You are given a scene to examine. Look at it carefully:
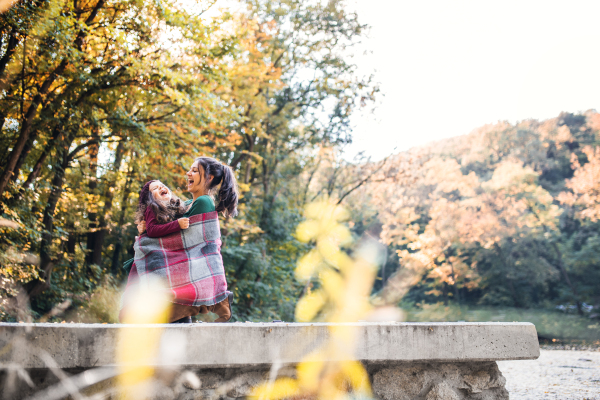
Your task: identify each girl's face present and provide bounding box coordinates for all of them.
[186,162,204,194]
[149,181,172,202]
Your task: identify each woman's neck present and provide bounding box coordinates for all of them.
[191,189,207,201]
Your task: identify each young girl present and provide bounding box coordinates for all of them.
[135,180,190,238]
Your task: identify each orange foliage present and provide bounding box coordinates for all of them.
[559,146,600,221]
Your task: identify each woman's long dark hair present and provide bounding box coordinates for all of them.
[134,180,188,224]
[195,157,239,217]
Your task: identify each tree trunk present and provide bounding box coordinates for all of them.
[259,158,270,231]
[22,81,102,192]
[549,242,583,315]
[506,277,521,308]
[0,0,106,198]
[450,261,460,303]
[0,110,6,168]
[442,283,448,305]
[110,161,135,275]
[85,136,100,266]
[243,136,255,184]
[67,229,77,254]
[91,140,126,268]
[494,243,521,307]
[0,59,69,196]
[11,135,35,183]
[25,136,73,297]
[22,126,62,188]
[0,28,19,79]
[302,156,322,206]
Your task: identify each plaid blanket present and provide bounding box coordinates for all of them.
[122,211,228,308]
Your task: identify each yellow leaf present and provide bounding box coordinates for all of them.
[295,290,326,322]
[329,224,351,245]
[317,238,340,263]
[295,250,322,281]
[250,378,300,400]
[296,220,319,242]
[320,269,344,302]
[340,360,371,394]
[297,358,324,392]
[117,280,171,398]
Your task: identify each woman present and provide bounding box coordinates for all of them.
[121,156,239,323]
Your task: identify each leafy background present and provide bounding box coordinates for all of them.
[0,0,598,343]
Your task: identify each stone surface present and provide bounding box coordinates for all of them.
[426,382,460,400]
[371,366,431,399]
[0,322,539,369]
[224,371,264,398]
[0,322,539,399]
[1,362,515,400]
[499,349,600,399]
[370,361,508,400]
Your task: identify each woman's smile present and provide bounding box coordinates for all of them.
[186,162,202,194]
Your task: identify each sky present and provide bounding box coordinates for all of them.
[342,0,600,160]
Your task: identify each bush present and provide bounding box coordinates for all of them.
[66,277,122,323]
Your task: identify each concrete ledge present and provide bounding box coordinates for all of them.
[0,322,539,399]
[0,322,539,369]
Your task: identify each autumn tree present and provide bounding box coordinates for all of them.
[0,0,379,322]
[0,0,239,314]
[367,111,600,312]
[213,0,378,321]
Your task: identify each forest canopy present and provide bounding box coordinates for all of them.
[0,0,377,322]
[0,0,599,327]
[366,111,600,316]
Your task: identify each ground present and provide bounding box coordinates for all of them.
[499,350,600,399]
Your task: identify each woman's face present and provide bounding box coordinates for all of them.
[186,161,204,194]
[149,181,171,202]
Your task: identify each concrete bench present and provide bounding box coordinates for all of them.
[0,322,539,399]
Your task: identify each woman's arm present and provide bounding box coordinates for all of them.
[145,207,184,238]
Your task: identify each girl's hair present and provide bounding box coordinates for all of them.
[194,156,239,217]
[134,180,188,224]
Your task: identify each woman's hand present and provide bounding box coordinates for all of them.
[178,218,190,229]
[137,221,146,234]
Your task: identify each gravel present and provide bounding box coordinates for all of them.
[498,350,600,399]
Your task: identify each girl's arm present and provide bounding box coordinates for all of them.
[144,207,183,238]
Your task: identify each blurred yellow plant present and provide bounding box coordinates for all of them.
[116,279,171,399]
[252,200,378,400]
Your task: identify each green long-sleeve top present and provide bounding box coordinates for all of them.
[122,195,216,272]
[182,195,215,217]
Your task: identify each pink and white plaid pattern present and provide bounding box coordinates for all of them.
[123,211,228,307]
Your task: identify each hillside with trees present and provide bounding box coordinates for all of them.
[360,111,600,318]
